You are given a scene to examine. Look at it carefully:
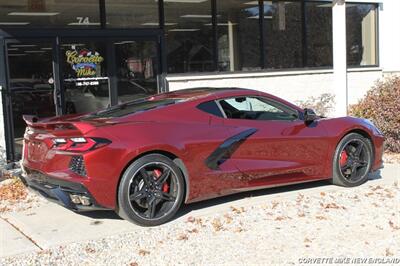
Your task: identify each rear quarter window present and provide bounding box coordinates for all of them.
[197,101,224,117]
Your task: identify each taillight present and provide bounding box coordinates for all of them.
[52,137,111,152]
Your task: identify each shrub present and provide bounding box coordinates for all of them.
[349,75,400,153]
[296,93,336,117]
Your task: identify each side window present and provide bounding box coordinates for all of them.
[219,96,298,121]
[197,101,224,117]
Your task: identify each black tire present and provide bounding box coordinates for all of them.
[332,133,373,187]
[117,154,185,226]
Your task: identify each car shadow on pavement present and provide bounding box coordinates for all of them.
[79,171,382,222]
[175,179,332,219]
[175,170,382,219]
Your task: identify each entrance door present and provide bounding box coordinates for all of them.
[5,39,58,158]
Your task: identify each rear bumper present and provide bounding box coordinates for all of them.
[20,167,110,212]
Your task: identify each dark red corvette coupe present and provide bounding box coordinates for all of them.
[21,88,384,226]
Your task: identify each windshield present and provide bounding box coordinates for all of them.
[83,97,184,119]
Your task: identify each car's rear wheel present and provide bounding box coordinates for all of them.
[332,133,373,187]
[117,154,185,226]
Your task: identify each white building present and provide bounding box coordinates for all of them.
[0,0,399,161]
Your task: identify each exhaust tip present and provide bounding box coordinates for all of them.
[80,196,91,206]
[69,194,92,206]
[70,194,81,204]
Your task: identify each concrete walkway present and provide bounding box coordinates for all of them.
[1,164,399,258]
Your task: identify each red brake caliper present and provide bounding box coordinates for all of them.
[340,150,348,167]
[153,169,169,193]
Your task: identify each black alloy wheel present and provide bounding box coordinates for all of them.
[117,154,185,226]
[332,133,373,187]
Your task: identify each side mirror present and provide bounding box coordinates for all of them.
[303,108,319,124]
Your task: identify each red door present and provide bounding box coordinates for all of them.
[215,95,331,190]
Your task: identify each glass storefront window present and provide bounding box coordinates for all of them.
[164,0,214,73]
[305,2,333,67]
[114,40,158,103]
[61,41,110,114]
[217,0,261,71]
[105,0,159,28]
[263,1,302,69]
[0,0,100,28]
[346,3,378,67]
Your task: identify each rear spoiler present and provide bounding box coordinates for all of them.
[23,115,97,134]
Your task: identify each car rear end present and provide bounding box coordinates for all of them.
[20,95,198,212]
[20,115,116,211]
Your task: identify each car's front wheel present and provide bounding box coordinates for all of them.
[117,154,185,226]
[332,133,373,187]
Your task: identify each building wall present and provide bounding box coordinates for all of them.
[347,69,383,105]
[168,70,335,106]
[167,69,384,117]
[378,0,400,73]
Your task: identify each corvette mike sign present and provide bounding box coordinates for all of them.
[66,49,104,78]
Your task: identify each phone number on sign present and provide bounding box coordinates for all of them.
[76,81,100,87]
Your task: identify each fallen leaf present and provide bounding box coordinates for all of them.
[233,227,244,233]
[138,249,150,256]
[194,218,204,227]
[324,203,342,209]
[187,228,199,234]
[212,218,224,232]
[271,201,279,209]
[274,216,287,221]
[85,246,96,254]
[385,248,394,257]
[389,220,400,230]
[224,214,233,224]
[296,194,304,203]
[371,185,383,191]
[186,216,195,223]
[230,206,245,214]
[177,234,189,241]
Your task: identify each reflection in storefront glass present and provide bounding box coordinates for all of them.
[61,41,110,114]
[115,41,158,103]
[7,41,56,158]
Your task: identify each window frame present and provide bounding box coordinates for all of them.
[215,95,301,122]
[346,2,380,68]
